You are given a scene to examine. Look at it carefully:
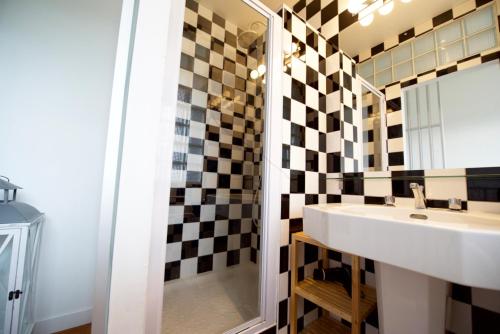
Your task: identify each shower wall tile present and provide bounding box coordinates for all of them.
[166,0,265,282]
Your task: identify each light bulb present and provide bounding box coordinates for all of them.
[378,1,394,15]
[250,70,259,80]
[348,0,364,14]
[257,64,266,75]
[291,43,298,52]
[359,13,374,26]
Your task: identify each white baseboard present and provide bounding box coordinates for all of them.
[33,308,92,334]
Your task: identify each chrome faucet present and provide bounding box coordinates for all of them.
[410,183,426,209]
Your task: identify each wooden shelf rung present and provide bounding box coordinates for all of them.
[300,316,350,334]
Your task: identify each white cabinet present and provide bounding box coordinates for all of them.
[0,179,43,334]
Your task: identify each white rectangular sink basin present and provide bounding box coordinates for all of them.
[303,204,500,290]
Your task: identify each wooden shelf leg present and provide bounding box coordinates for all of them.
[352,255,361,334]
[290,235,298,334]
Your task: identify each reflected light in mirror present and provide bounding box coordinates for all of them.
[360,13,374,26]
[379,1,394,15]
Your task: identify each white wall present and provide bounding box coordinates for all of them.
[0,0,122,332]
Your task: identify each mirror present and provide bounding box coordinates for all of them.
[337,0,500,172]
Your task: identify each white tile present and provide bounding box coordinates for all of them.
[278,271,289,300]
[165,242,181,262]
[318,112,326,133]
[217,158,231,174]
[305,128,318,151]
[280,219,289,246]
[179,69,193,87]
[189,121,205,140]
[290,99,306,126]
[321,16,339,40]
[317,36,326,57]
[289,194,305,219]
[468,201,500,214]
[341,195,364,204]
[198,238,214,256]
[327,90,341,112]
[195,30,211,49]
[180,258,198,278]
[204,141,219,158]
[364,171,392,197]
[326,131,341,153]
[228,234,240,250]
[424,168,467,200]
[211,24,225,41]
[386,110,402,126]
[214,220,228,237]
[168,206,184,225]
[182,223,199,241]
[200,205,215,222]
[319,152,327,173]
[281,169,291,194]
[472,287,500,313]
[290,146,306,170]
[305,85,319,110]
[283,73,292,97]
[326,54,340,76]
[305,172,319,194]
[446,298,472,334]
[306,46,319,71]
[186,153,203,172]
[191,89,207,108]
[202,172,217,188]
[291,14,306,42]
[209,52,223,69]
[185,188,202,205]
[193,58,209,77]
[388,137,404,152]
[291,56,307,83]
[181,37,195,56]
[213,252,227,272]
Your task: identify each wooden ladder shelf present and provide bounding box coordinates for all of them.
[290,232,377,334]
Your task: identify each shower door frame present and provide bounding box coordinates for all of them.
[157,1,283,333]
[99,0,282,332]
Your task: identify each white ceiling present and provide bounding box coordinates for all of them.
[340,0,465,57]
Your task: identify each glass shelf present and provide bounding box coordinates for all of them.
[326,174,500,181]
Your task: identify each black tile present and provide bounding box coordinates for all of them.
[180,53,194,71]
[371,42,385,57]
[319,93,326,113]
[306,0,321,19]
[305,194,319,205]
[280,245,289,273]
[290,170,306,193]
[472,305,500,334]
[344,105,353,124]
[451,283,472,304]
[167,224,183,243]
[215,204,229,220]
[212,12,225,28]
[195,44,210,62]
[197,255,213,274]
[258,326,277,334]
[327,194,341,203]
[344,141,353,159]
[304,243,318,264]
[328,249,342,261]
[281,194,290,219]
[219,143,232,158]
[306,150,319,172]
[284,9,293,33]
[209,65,223,82]
[342,173,364,195]
[191,105,206,123]
[306,107,318,130]
[426,199,468,210]
[319,133,326,153]
[185,0,198,11]
[169,188,185,205]
[199,221,214,239]
[291,123,306,147]
[319,173,327,194]
[188,137,204,155]
[227,249,240,266]
[306,66,318,89]
[388,152,404,166]
[365,258,375,273]
[343,72,352,91]
[177,85,192,103]
[399,28,415,43]
[197,15,212,34]
[278,299,288,329]
[283,96,291,120]
[437,65,457,77]
[183,23,196,42]
[181,240,198,259]
[213,236,228,253]
[466,167,500,202]
[231,161,243,174]
[217,174,231,188]
[164,261,181,281]
[228,219,241,235]
[327,152,341,173]
[204,157,218,172]
[392,170,424,198]
[327,112,340,132]
[223,58,236,73]
[364,196,385,205]
[321,0,338,25]
[306,27,318,50]
[291,78,306,104]
[433,9,453,27]
[225,31,237,48]
[183,205,200,223]
[387,124,403,139]
[293,0,306,13]
[240,233,251,248]
[339,9,357,32]
[202,189,216,205]
[282,144,290,169]
[210,37,224,55]
[289,218,303,240]
[326,72,340,94]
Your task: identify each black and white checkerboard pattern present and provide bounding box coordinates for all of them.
[166,0,264,282]
[279,7,377,333]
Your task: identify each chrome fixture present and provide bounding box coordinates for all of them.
[384,195,395,206]
[448,198,462,211]
[409,183,426,209]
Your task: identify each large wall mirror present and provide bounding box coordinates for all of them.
[337,0,500,172]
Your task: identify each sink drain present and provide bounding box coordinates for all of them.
[410,213,428,220]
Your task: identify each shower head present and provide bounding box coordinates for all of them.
[237,21,266,49]
[238,30,259,49]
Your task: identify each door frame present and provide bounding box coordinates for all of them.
[97,0,282,333]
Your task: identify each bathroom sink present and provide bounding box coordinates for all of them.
[303,203,500,290]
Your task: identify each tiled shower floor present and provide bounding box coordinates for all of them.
[162,262,260,334]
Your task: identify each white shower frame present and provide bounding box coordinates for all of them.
[96,0,283,333]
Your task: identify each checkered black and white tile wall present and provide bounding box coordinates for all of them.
[166,0,265,282]
[278,7,377,333]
